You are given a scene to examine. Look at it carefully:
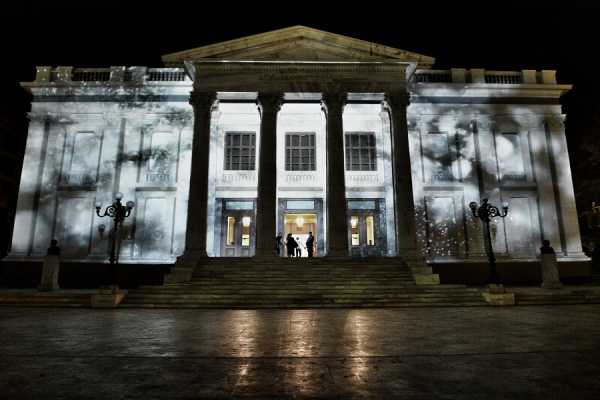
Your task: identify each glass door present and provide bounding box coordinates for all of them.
[349,213,377,256]
[221,213,254,257]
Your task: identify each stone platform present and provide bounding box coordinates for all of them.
[1,306,599,399]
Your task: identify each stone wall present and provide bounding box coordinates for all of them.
[8,66,587,265]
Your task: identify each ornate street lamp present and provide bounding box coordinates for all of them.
[469,198,509,284]
[95,192,134,289]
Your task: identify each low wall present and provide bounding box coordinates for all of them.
[1,258,592,288]
[0,261,171,289]
[431,260,592,285]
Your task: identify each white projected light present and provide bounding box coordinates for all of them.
[242,216,251,227]
[296,217,304,228]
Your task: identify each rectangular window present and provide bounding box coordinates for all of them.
[224,132,256,170]
[348,200,377,210]
[286,200,315,210]
[285,133,316,171]
[423,131,453,182]
[498,132,526,181]
[366,215,375,246]
[225,201,254,210]
[226,217,236,245]
[351,216,360,246]
[345,132,377,171]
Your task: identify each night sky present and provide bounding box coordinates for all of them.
[1,1,600,240]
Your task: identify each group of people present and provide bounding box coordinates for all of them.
[275,232,315,258]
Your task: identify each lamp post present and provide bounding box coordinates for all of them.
[95,192,134,289]
[469,198,509,284]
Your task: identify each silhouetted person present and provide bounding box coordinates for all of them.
[295,237,302,257]
[275,233,283,256]
[306,232,315,258]
[286,233,298,257]
[47,239,61,255]
[540,240,554,255]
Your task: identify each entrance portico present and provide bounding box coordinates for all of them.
[170,60,424,279]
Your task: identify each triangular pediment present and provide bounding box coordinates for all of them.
[162,25,434,67]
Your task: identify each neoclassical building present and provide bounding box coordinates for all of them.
[6,26,589,282]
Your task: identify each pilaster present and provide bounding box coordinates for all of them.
[546,115,587,260]
[9,112,50,257]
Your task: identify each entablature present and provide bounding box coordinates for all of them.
[187,60,414,93]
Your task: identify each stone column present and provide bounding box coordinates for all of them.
[385,92,439,284]
[255,93,283,257]
[166,91,216,284]
[322,93,349,257]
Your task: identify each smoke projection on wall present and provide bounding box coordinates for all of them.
[8,85,585,263]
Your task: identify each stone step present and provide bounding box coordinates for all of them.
[136,285,476,293]
[514,292,600,305]
[197,264,410,268]
[123,296,485,304]
[194,268,411,272]
[198,257,408,263]
[517,299,600,305]
[121,302,488,308]
[134,289,479,295]
[189,278,415,282]
[0,292,91,307]
[192,272,414,277]
[196,263,410,271]
[125,292,484,300]
[188,281,416,286]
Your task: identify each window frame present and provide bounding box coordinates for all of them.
[285,132,316,171]
[224,131,256,171]
[345,132,377,171]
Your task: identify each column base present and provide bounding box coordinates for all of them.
[327,249,350,258]
[91,287,127,308]
[401,253,440,285]
[163,252,205,284]
[482,284,515,306]
[254,249,279,258]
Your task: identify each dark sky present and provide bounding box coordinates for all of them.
[1,0,600,230]
[1,1,599,122]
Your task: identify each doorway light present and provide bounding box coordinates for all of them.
[242,216,251,227]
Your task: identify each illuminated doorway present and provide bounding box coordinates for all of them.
[220,199,256,257]
[278,198,325,257]
[283,213,318,257]
[347,199,386,256]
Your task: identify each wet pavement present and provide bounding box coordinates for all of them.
[0,306,599,399]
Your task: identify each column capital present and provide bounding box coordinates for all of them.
[383,92,411,110]
[189,91,217,111]
[321,92,347,116]
[256,92,283,115]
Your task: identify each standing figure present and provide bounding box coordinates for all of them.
[540,240,563,289]
[275,232,283,256]
[295,237,302,257]
[286,233,298,258]
[39,239,61,291]
[306,232,315,258]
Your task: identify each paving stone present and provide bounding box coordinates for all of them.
[0,306,599,398]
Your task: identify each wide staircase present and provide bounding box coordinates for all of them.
[123,257,487,308]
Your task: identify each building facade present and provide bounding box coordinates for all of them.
[7,26,588,278]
